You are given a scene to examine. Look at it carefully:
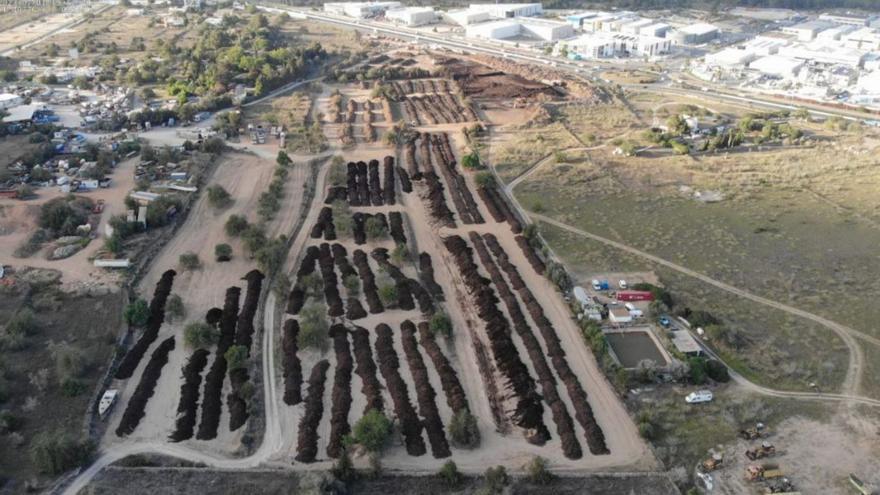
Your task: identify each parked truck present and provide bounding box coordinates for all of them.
[617,290,655,302]
[591,279,610,291]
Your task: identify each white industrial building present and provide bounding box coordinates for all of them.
[749,55,805,78]
[568,32,671,59]
[778,43,865,68]
[445,8,490,26]
[640,22,670,38]
[856,69,880,93]
[0,93,23,110]
[620,18,653,35]
[669,23,720,45]
[781,20,834,41]
[601,14,640,33]
[323,1,401,18]
[843,27,880,50]
[466,17,573,42]
[385,6,436,26]
[819,12,870,27]
[816,24,858,41]
[468,3,542,19]
[705,47,759,69]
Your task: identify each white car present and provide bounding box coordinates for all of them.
[685,390,713,404]
[619,279,628,289]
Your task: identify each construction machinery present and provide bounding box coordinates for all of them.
[746,442,777,460]
[700,453,723,472]
[739,422,767,440]
[746,464,784,482]
[764,477,796,494]
[849,474,870,495]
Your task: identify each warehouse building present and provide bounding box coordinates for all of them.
[778,43,865,68]
[819,12,870,27]
[0,93,23,110]
[568,32,671,59]
[468,2,542,19]
[843,27,880,50]
[669,23,720,45]
[816,24,858,41]
[620,18,654,35]
[385,6,436,26]
[323,1,401,18]
[781,20,834,41]
[749,54,805,78]
[640,22,671,38]
[466,17,573,42]
[705,47,759,69]
[445,8,490,26]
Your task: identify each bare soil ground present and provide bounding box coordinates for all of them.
[82,465,680,495]
[0,12,81,53]
[101,151,309,455]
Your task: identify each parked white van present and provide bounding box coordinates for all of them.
[685,390,714,404]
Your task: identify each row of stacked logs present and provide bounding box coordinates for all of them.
[441,235,548,444]
[115,337,175,437]
[374,323,426,456]
[483,233,609,455]
[116,270,176,379]
[400,320,451,458]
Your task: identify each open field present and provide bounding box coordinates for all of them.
[0,272,124,490]
[507,99,880,396]
[0,12,83,53]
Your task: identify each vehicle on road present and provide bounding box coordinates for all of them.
[659,316,671,327]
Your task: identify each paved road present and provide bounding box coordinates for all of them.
[524,212,870,397]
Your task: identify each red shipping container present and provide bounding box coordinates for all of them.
[617,290,654,302]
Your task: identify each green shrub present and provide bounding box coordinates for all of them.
[448,409,480,449]
[429,313,452,339]
[225,214,249,237]
[124,299,150,327]
[224,345,248,370]
[30,431,95,475]
[179,252,201,271]
[215,243,233,262]
[481,466,509,494]
[206,185,232,208]
[352,409,392,452]
[525,456,553,485]
[438,460,463,488]
[166,294,185,321]
[297,304,329,350]
[183,322,218,349]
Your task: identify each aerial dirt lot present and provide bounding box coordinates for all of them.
[102,151,310,455]
[272,74,652,476]
[0,12,83,53]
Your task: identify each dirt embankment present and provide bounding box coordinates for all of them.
[435,56,560,101]
[442,55,608,103]
[84,465,680,495]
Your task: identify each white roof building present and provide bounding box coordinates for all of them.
[778,42,865,68]
[819,12,869,27]
[640,22,670,38]
[445,8,490,26]
[857,69,880,93]
[323,1,401,18]
[0,93,23,110]
[468,3,542,18]
[705,47,759,68]
[620,18,653,35]
[385,6,436,26]
[749,54,804,78]
[608,307,632,324]
[816,24,858,41]
[466,17,573,42]
[782,20,834,41]
[843,27,880,50]
[670,23,720,44]
[568,32,671,59]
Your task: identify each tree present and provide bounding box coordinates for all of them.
[276,150,292,167]
[688,356,707,385]
[183,322,218,349]
[461,152,481,170]
[124,299,150,327]
[166,294,185,321]
[438,460,463,488]
[207,185,232,208]
[475,171,495,189]
[16,184,35,199]
[365,216,387,239]
[179,252,201,271]
[343,274,360,296]
[215,243,233,262]
[225,214,249,236]
[225,345,248,370]
[667,114,689,136]
[298,304,329,350]
[525,456,553,485]
[448,410,480,449]
[352,409,392,452]
[30,431,95,475]
[391,243,408,264]
[429,313,452,339]
[481,466,509,494]
[377,282,397,307]
[705,359,730,383]
[255,236,287,274]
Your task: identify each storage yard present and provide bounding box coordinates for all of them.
[2,2,880,494]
